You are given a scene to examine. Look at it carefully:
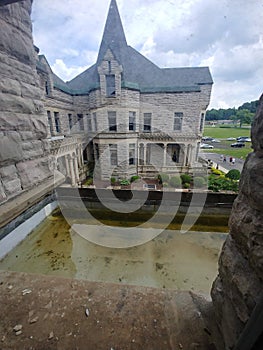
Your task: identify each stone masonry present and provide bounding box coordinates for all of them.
[0,0,52,203]
[211,94,263,349]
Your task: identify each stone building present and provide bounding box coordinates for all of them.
[36,0,213,182]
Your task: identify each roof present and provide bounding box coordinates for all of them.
[50,0,213,95]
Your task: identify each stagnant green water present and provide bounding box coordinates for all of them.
[0,209,228,294]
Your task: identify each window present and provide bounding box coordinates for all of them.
[54,112,61,133]
[47,111,54,136]
[93,112,97,132]
[108,111,117,131]
[129,144,136,165]
[95,143,99,160]
[68,114,73,130]
[106,75,116,97]
[108,60,111,73]
[78,114,84,131]
[200,113,205,132]
[143,113,151,132]
[87,114,92,131]
[174,112,183,131]
[109,144,118,166]
[45,81,50,95]
[129,112,136,131]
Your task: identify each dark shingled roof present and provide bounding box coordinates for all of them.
[60,0,213,95]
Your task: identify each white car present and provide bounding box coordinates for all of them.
[200,143,214,149]
[211,138,221,143]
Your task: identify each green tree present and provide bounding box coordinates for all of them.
[236,109,254,127]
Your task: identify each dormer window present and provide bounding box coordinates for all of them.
[106,75,116,97]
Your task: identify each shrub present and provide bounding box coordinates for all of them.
[157,173,169,184]
[194,176,206,188]
[226,169,241,180]
[120,179,130,186]
[208,176,238,192]
[180,173,192,184]
[84,177,93,186]
[211,167,225,176]
[110,177,116,184]
[130,175,140,183]
[169,176,181,188]
[183,182,191,189]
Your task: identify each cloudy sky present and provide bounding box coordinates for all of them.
[31,0,263,109]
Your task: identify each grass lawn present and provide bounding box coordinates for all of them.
[203,146,252,159]
[204,126,251,139]
[202,126,252,158]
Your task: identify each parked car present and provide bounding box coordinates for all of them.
[231,142,245,148]
[236,136,251,142]
[202,136,213,141]
[226,137,236,141]
[211,138,221,143]
[200,143,214,149]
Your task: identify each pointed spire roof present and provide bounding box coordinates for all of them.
[97,0,127,63]
[65,0,213,94]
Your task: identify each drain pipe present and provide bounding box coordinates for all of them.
[233,294,263,350]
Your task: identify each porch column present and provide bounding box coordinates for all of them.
[163,144,167,167]
[74,154,80,184]
[183,144,188,166]
[77,144,83,167]
[144,143,147,165]
[68,155,76,186]
[65,155,70,177]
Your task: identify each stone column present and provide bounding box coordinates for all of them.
[78,144,84,167]
[183,145,188,166]
[64,155,70,178]
[144,144,147,165]
[163,144,167,167]
[68,155,76,186]
[73,155,80,184]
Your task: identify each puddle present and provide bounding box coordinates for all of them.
[0,210,227,294]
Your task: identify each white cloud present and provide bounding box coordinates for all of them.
[32,0,263,108]
[51,59,89,82]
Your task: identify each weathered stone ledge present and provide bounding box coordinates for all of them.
[0,172,64,229]
[0,270,224,350]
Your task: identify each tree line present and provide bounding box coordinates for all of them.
[206,100,259,127]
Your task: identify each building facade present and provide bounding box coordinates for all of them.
[37,0,213,183]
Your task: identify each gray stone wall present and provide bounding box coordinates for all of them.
[211,94,263,349]
[0,0,52,203]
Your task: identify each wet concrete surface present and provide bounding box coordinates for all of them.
[0,270,224,350]
[0,212,227,294]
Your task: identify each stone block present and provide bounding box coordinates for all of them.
[21,140,44,159]
[211,277,244,350]
[30,116,48,139]
[219,237,262,317]
[20,82,42,99]
[0,164,17,179]
[0,77,21,96]
[0,179,7,203]
[0,92,35,114]
[20,131,34,141]
[0,135,23,164]
[16,158,51,189]
[3,178,22,195]
[239,152,263,212]
[0,17,35,66]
